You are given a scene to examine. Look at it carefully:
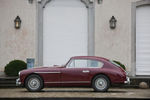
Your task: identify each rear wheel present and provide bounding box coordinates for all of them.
[25,74,43,92]
[92,75,110,92]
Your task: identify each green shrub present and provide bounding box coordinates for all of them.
[4,60,27,76]
[113,60,126,70]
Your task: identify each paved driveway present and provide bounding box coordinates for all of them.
[0,88,150,99]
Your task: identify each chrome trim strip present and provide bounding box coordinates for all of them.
[124,77,130,84]
[34,72,61,74]
[82,70,90,73]
[45,81,90,84]
[16,78,21,86]
[18,72,20,77]
[66,67,103,69]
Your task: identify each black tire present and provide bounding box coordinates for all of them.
[25,74,43,92]
[92,75,110,92]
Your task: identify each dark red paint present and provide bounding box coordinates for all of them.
[19,56,127,87]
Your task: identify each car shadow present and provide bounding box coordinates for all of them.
[21,90,127,93]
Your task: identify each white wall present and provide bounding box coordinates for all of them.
[0,0,142,77]
[0,0,37,71]
[95,0,139,75]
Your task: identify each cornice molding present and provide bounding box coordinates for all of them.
[38,0,94,8]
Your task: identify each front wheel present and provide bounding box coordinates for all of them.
[25,74,43,92]
[92,75,110,92]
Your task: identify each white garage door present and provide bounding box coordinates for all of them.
[43,0,88,66]
[136,5,150,75]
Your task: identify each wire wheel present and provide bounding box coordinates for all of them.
[28,77,40,90]
[95,78,107,90]
[25,74,43,92]
[92,75,110,92]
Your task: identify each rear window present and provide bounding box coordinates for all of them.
[109,60,126,71]
[109,60,121,67]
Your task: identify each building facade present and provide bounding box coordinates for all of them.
[0,0,150,77]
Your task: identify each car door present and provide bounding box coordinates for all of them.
[60,59,91,86]
[41,67,61,87]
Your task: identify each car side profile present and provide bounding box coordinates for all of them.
[16,56,130,92]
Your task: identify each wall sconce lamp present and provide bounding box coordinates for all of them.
[14,16,21,29]
[89,0,94,3]
[109,16,117,29]
[28,0,33,4]
[98,0,103,4]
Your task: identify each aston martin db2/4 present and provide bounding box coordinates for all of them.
[16,56,130,92]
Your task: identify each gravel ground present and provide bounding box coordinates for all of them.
[0,88,150,99]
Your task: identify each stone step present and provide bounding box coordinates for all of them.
[0,80,16,84]
[0,84,17,87]
[0,77,18,87]
[130,77,150,85]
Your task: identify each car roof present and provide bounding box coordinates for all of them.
[71,56,109,61]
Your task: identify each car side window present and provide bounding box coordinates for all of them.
[67,59,104,68]
[74,59,87,68]
[88,60,104,68]
[67,59,87,68]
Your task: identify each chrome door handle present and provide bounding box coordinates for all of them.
[82,70,90,73]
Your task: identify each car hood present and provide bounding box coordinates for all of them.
[20,66,64,74]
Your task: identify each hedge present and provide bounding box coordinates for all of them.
[4,60,27,76]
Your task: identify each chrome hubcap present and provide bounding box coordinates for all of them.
[28,78,40,90]
[95,78,107,90]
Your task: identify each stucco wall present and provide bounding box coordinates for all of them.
[0,0,143,77]
[95,0,139,76]
[0,0,37,71]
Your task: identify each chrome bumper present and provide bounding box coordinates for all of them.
[124,77,130,84]
[16,78,21,86]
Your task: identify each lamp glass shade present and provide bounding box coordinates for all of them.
[109,16,117,29]
[14,16,21,29]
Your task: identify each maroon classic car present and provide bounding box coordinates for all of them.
[16,56,130,92]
